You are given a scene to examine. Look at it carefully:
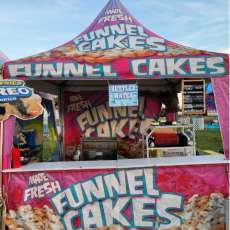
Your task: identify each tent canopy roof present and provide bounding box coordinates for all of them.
[3,0,229,81]
[26,78,182,95]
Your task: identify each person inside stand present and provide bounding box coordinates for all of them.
[11,139,21,168]
[162,91,179,125]
[150,91,189,147]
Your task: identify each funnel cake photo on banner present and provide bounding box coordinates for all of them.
[5,205,64,230]
[5,192,226,230]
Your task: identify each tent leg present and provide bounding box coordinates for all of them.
[59,86,65,161]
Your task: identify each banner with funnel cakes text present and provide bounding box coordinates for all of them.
[3,164,228,229]
[3,0,229,80]
[63,90,167,158]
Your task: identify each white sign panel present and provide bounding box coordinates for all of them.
[109,84,138,107]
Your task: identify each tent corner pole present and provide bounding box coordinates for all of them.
[59,85,65,161]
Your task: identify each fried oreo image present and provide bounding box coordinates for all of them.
[0,94,43,121]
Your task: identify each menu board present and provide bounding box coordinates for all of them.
[182,80,205,115]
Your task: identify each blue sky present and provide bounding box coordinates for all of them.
[0,0,229,60]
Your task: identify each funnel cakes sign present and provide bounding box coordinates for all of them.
[0,80,43,121]
[5,56,227,80]
[73,24,166,52]
[4,166,228,229]
[50,168,183,229]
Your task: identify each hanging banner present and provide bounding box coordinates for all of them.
[4,55,228,80]
[3,164,228,229]
[64,91,165,158]
[109,84,138,107]
[0,80,43,121]
[16,97,60,162]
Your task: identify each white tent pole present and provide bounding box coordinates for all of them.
[59,85,65,161]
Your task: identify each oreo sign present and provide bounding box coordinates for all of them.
[0,80,43,121]
[0,80,32,102]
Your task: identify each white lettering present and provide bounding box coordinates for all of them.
[207,56,225,74]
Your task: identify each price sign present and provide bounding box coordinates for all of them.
[109,84,138,107]
[182,80,205,115]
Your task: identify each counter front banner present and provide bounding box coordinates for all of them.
[3,164,228,229]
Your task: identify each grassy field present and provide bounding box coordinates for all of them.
[196,129,223,154]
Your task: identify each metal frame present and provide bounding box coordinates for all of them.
[145,125,196,158]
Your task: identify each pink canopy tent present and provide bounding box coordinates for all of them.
[1,0,229,163]
[1,2,229,229]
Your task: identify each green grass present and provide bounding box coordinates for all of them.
[196,129,223,154]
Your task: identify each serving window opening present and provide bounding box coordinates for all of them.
[10,79,223,167]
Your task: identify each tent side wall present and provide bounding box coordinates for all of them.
[212,76,229,158]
